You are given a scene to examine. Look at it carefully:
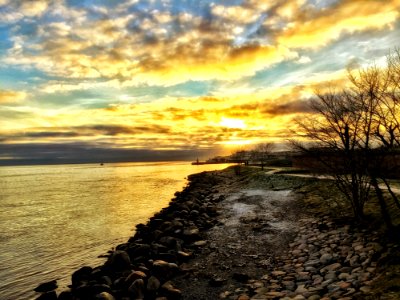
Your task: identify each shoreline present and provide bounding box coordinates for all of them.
[34,167,398,300]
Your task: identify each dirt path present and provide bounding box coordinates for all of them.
[173,169,307,299]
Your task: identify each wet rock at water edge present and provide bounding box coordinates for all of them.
[34,280,58,293]
[71,266,93,287]
[35,291,57,300]
[105,250,132,272]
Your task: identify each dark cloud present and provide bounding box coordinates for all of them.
[262,99,315,115]
[0,142,218,166]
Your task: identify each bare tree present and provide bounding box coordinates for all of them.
[251,143,274,170]
[293,51,400,227]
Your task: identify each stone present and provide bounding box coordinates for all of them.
[292,249,302,256]
[295,284,308,293]
[34,280,58,293]
[71,266,93,287]
[359,286,372,293]
[320,253,333,264]
[95,292,115,300]
[338,273,351,280]
[307,295,320,300]
[237,294,250,300]
[325,262,341,272]
[106,251,131,271]
[339,282,352,290]
[324,271,337,281]
[161,281,182,299]
[265,291,285,298]
[271,270,286,276]
[125,270,147,286]
[147,276,161,291]
[128,279,145,299]
[304,259,320,267]
[193,240,207,247]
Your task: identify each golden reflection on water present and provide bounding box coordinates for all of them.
[0,162,232,300]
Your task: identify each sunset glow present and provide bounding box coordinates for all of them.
[1,0,400,163]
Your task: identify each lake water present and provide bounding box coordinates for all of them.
[0,162,231,300]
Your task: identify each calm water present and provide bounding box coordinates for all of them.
[0,162,231,300]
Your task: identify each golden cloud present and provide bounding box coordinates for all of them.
[0,89,27,104]
[277,0,400,49]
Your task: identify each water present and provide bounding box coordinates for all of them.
[0,161,231,300]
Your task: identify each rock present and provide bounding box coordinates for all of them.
[304,259,320,267]
[292,295,306,300]
[147,276,161,291]
[359,286,372,293]
[95,292,116,300]
[325,262,341,272]
[128,279,145,299]
[295,284,308,293]
[307,296,320,300]
[125,270,147,286]
[34,280,58,293]
[152,260,179,280]
[58,291,73,300]
[292,249,302,256]
[265,291,285,298]
[237,294,250,300]
[271,270,286,276]
[106,250,131,271]
[193,240,207,247]
[35,291,57,300]
[161,281,182,299]
[338,273,351,280]
[71,266,93,287]
[319,253,333,264]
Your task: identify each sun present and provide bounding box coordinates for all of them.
[219,117,247,129]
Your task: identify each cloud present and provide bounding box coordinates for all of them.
[262,99,315,115]
[3,0,399,89]
[276,0,400,49]
[0,89,27,104]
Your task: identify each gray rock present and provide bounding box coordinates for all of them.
[319,253,333,265]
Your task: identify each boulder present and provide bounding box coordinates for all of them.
[34,280,58,293]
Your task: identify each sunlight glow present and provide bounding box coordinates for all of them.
[219,117,247,129]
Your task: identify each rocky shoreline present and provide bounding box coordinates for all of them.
[34,167,399,300]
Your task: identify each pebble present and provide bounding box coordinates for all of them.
[227,216,385,300]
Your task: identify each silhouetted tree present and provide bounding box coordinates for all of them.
[293,50,400,227]
[250,143,274,170]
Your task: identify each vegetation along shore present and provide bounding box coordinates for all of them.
[33,165,400,300]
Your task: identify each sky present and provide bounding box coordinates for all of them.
[0,0,400,164]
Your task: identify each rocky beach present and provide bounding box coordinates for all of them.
[34,166,400,300]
